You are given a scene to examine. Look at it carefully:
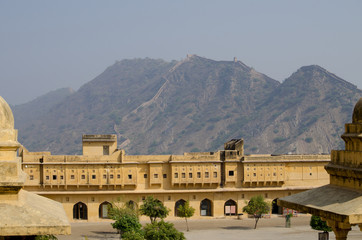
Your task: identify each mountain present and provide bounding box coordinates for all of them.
[117,55,279,154]
[12,87,74,130]
[12,56,361,155]
[240,65,360,154]
[15,58,176,153]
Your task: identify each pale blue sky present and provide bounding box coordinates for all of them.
[1,0,361,105]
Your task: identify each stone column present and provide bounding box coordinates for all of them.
[332,227,350,240]
[326,219,351,240]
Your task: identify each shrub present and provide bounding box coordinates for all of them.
[111,213,142,235]
[108,200,141,237]
[122,229,145,240]
[176,200,195,231]
[140,196,170,223]
[243,195,270,229]
[35,236,57,240]
[143,221,185,240]
[310,215,332,232]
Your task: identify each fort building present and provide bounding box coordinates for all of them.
[279,98,362,240]
[20,135,330,222]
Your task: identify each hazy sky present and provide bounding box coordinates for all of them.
[1,0,361,105]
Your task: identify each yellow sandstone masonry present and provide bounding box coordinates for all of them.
[279,98,362,240]
[0,96,70,238]
[21,134,330,222]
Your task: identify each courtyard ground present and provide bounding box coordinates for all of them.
[57,215,362,240]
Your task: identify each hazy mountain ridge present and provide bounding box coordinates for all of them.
[240,65,360,154]
[116,55,280,154]
[13,87,74,130]
[13,56,361,155]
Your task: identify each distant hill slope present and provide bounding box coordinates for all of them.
[240,65,361,154]
[117,55,280,154]
[12,56,361,155]
[12,87,74,130]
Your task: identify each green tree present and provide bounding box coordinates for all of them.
[242,195,270,229]
[108,200,142,238]
[310,215,332,232]
[143,220,185,240]
[140,196,170,223]
[176,200,195,231]
[35,235,57,240]
[122,230,145,240]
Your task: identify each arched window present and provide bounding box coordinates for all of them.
[175,199,186,217]
[224,199,237,216]
[200,199,212,216]
[73,202,88,220]
[99,201,112,219]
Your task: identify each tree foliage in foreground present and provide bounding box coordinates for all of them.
[108,200,142,237]
[176,200,195,231]
[140,196,170,223]
[121,230,145,240]
[35,235,57,240]
[143,220,185,240]
[310,215,332,232]
[242,195,270,229]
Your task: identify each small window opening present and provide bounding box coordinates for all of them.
[103,145,109,155]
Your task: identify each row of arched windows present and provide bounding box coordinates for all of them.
[72,199,239,220]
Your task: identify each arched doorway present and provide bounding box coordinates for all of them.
[200,199,212,216]
[175,199,186,217]
[99,201,112,219]
[73,202,88,220]
[272,198,282,214]
[126,200,137,210]
[224,199,237,216]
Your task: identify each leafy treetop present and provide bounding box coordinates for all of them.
[176,200,195,231]
[242,195,270,229]
[140,196,170,223]
[310,215,332,232]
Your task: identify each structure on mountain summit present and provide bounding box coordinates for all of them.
[279,98,362,240]
[0,96,70,238]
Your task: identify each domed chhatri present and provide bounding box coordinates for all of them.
[352,97,362,123]
[279,97,362,240]
[0,96,70,237]
[0,96,14,130]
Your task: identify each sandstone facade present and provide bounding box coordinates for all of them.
[20,136,330,222]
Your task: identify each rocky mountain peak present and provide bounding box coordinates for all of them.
[12,56,361,155]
